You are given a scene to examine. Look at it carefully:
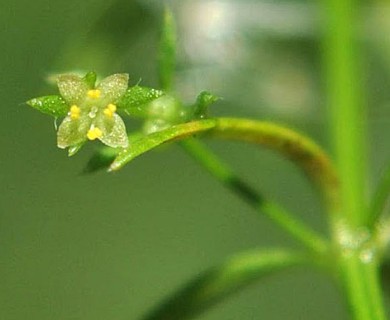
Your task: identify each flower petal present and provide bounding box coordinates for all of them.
[97,74,129,104]
[95,113,129,148]
[57,114,91,149]
[57,74,88,105]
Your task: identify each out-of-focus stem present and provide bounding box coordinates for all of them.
[181,138,329,255]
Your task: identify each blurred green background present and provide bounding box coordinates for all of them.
[2,0,390,319]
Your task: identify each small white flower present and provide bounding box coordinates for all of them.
[56,73,129,149]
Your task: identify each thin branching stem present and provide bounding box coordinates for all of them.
[180,138,329,255]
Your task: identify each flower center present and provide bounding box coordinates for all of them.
[88,106,99,119]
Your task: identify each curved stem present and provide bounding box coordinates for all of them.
[208,118,340,211]
[180,138,329,255]
[111,118,340,211]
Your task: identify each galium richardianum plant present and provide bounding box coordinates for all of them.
[26,7,390,320]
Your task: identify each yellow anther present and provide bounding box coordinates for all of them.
[107,104,117,112]
[69,105,80,120]
[103,109,113,118]
[87,89,101,99]
[103,104,117,118]
[87,127,103,140]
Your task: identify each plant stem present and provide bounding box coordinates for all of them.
[322,0,366,227]
[209,118,340,210]
[338,252,385,320]
[180,138,328,255]
[322,0,386,318]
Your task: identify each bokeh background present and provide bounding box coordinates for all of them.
[2,0,390,319]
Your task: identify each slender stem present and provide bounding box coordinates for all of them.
[209,118,340,211]
[322,0,366,227]
[180,138,329,255]
[322,0,387,318]
[338,251,385,320]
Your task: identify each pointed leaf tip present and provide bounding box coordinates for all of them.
[27,95,69,118]
[117,86,165,116]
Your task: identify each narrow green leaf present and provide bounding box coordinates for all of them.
[158,7,177,91]
[109,119,217,172]
[26,95,68,118]
[116,86,165,116]
[142,249,306,320]
[193,91,220,119]
[111,117,338,207]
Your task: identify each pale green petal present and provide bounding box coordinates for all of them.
[57,114,91,149]
[57,74,88,105]
[97,74,129,104]
[95,113,129,148]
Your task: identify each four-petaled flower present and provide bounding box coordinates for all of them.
[56,73,129,149]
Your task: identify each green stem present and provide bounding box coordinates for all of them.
[322,0,386,318]
[209,118,340,210]
[336,238,386,320]
[340,257,385,320]
[180,138,328,254]
[322,0,366,227]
